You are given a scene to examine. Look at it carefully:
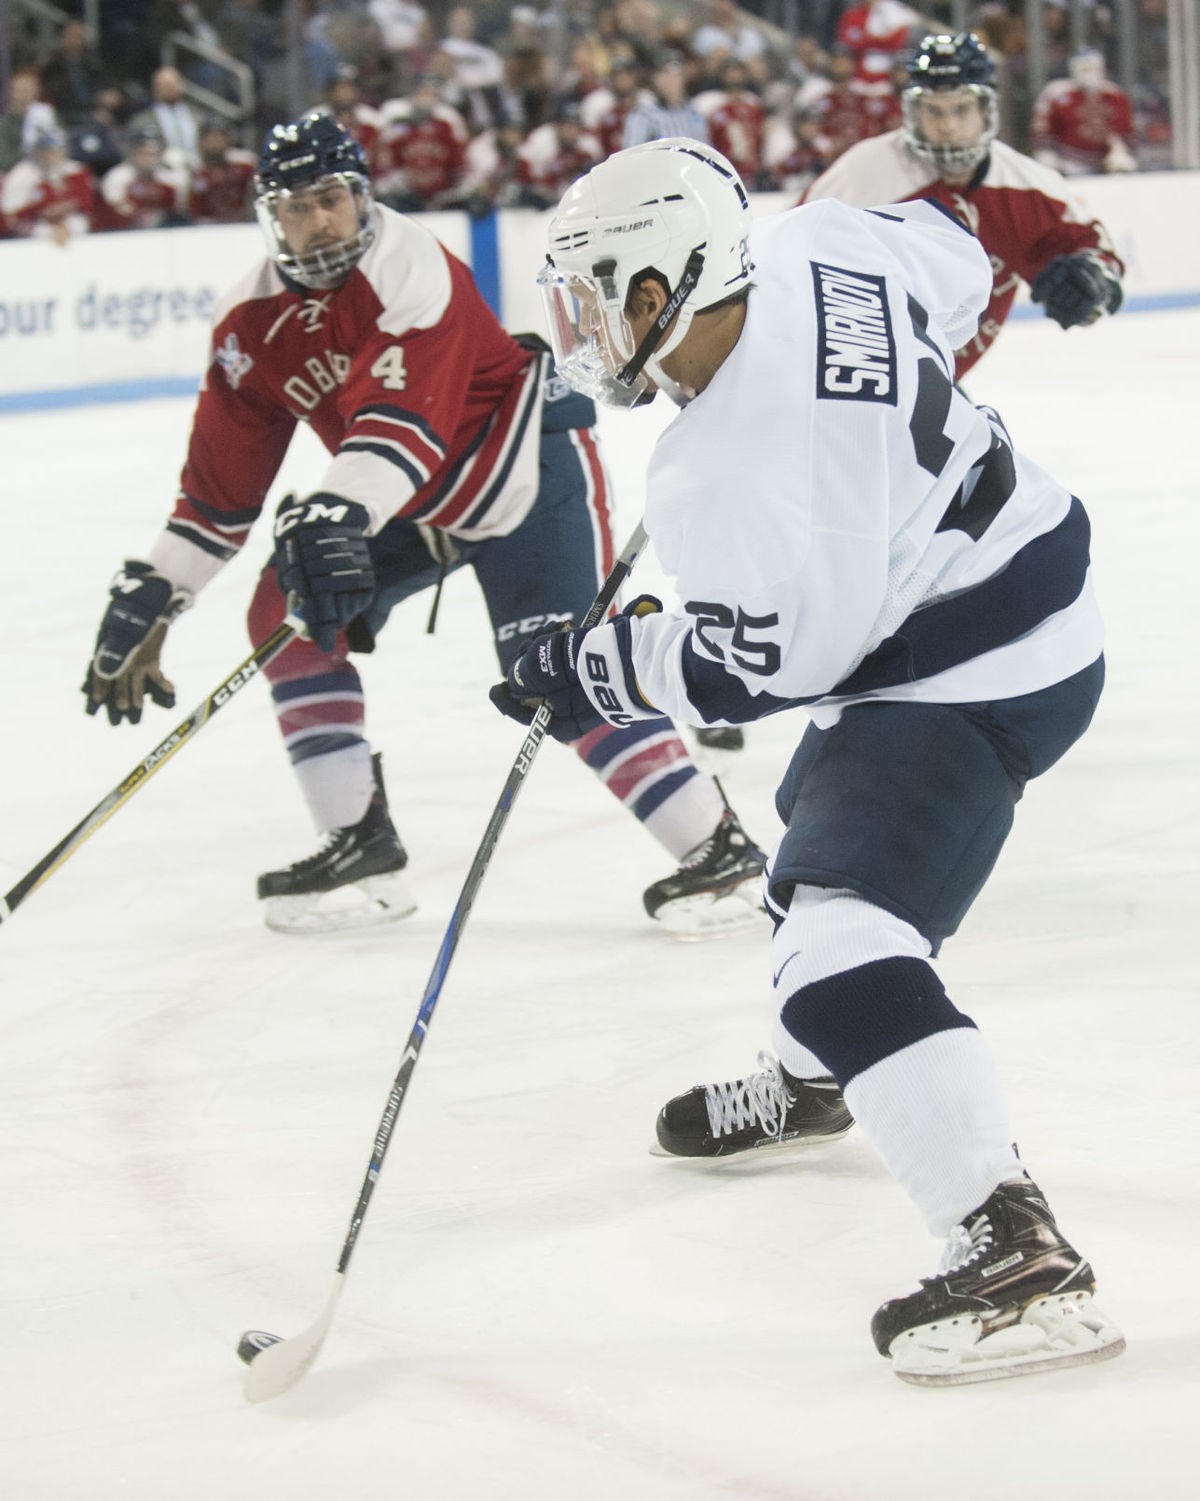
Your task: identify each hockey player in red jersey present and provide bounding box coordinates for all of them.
[803,33,1124,381]
[1031,49,1137,177]
[80,112,767,937]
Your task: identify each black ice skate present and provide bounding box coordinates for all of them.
[694,726,745,752]
[257,753,417,934]
[654,1051,854,1158]
[643,808,767,938]
[871,1177,1125,1386]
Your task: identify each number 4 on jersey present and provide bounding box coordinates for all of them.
[370,346,407,390]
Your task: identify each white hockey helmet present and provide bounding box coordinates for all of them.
[538,138,753,407]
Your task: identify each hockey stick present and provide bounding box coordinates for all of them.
[238,520,650,1403]
[0,614,304,926]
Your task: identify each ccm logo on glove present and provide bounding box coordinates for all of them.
[274,497,361,538]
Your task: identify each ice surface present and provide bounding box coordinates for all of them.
[0,308,1196,1499]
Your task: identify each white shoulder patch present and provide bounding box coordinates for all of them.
[360,207,453,336]
[211,258,285,328]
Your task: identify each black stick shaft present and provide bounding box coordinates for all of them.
[333,522,649,1275]
[1,617,302,925]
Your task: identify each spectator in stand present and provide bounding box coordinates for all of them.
[100,125,189,229]
[1,127,94,243]
[808,42,900,163]
[558,36,609,113]
[0,70,59,175]
[691,0,767,69]
[373,74,468,211]
[622,51,709,149]
[305,3,385,92]
[368,0,433,82]
[609,0,667,72]
[696,56,767,189]
[129,66,202,170]
[764,97,830,196]
[187,118,256,222]
[69,86,130,181]
[324,71,382,160]
[436,4,507,134]
[39,19,110,130]
[500,42,555,131]
[581,51,649,158]
[1031,49,1137,176]
[457,118,526,214]
[803,33,1124,381]
[516,100,603,209]
[835,0,921,87]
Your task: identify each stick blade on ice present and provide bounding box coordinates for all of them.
[243,1274,345,1403]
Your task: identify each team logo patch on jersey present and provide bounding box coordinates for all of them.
[215,332,254,390]
[811,262,897,404]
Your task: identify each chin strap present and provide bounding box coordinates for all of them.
[614,246,707,393]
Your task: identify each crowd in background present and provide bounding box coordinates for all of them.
[0,0,1177,242]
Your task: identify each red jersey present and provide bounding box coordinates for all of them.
[154,206,545,598]
[373,107,467,203]
[100,161,186,229]
[0,158,94,236]
[803,131,1123,378]
[188,151,256,223]
[1031,80,1135,174]
[703,93,766,183]
[835,2,918,86]
[810,82,900,161]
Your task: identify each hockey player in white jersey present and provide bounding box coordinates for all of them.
[491,138,1125,1384]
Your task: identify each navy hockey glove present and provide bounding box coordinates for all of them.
[489,597,664,743]
[274,492,375,654]
[1030,253,1123,330]
[83,560,190,725]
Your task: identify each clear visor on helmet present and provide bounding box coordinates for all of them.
[902,85,997,175]
[536,261,656,409]
[255,172,376,291]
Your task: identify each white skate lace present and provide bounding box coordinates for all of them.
[937,1213,995,1276]
[704,1051,791,1139]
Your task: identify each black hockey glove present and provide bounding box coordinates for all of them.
[83,560,190,725]
[1030,253,1123,330]
[489,625,606,742]
[273,492,375,654]
[489,596,664,743]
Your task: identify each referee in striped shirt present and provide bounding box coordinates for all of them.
[622,52,711,148]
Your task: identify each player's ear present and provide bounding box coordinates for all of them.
[628,274,667,322]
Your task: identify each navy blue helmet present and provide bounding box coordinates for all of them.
[254,111,376,289]
[902,33,998,176]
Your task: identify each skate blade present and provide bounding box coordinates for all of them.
[652,882,767,941]
[890,1291,1126,1386]
[262,870,418,935]
[648,1120,855,1160]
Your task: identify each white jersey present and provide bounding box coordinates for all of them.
[626,198,1103,730]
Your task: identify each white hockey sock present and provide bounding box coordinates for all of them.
[293,741,375,834]
[640,765,726,861]
[844,1028,1025,1237]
